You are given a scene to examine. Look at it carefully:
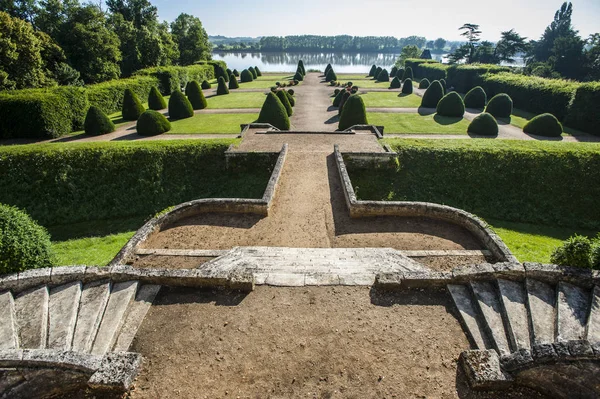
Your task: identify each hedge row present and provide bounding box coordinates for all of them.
[0,140,274,226]
[86,75,159,116]
[447,64,510,93]
[135,64,214,96]
[347,139,600,230]
[404,59,441,78]
[417,63,448,82]
[564,82,600,135]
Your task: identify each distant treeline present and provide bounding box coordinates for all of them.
[258,35,429,52]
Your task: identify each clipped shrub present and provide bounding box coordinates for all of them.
[339,95,368,131]
[523,113,563,137]
[338,91,351,115]
[447,64,509,93]
[374,67,383,80]
[84,106,115,136]
[436,92,465,117]
[0,204,53,274]
[333,90,345,107]
[404,59,444,79]
[226,68,232,78]
[418,63,448,82]
[551,235,593,269]
[419,78,430,89]
[298,60,306,75]
[186,81,208,110]
[294,70,304,81]
[464,86,487,109]
[288,89,295,96]
[420,80,444,108]
[390,76,401,89]
[257,92,290,130]
[240,69,253,83]
[467,113,498,136]
[217,65,229,82]
[325,63,332,76]
[148,86,167,110]
[377,69,390,82]
[233,69,240,77]
[168,90,194,120]
[137,110,171,136]
[334,88,341,96]
[255,66,262,77]
[402,67,414,81]
[369,65,377,77]
[286,90,295,107]
[216,76,229,95]
[485,93,513,118]
[135,64,214,96]
[122,89,145,121]
[396,68,405,81]
[201,80,211,89]
[248,66,258,79]
[390,66,398,78]
[276,90,293,117]
[326,68,337,82]
[439,78,447,93]
[402,78,413,94]
[229,74,239,90]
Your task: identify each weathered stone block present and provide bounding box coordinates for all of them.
[50,266,86,286]
[531,343,558,362]
[88,352,142,392]
[460,350,512,390]
[501,348,534,372]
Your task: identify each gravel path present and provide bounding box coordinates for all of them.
[290,72,339,131]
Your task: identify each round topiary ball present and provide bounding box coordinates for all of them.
[339,94,368,131]
[436,92,465,117]
[137,110,171,136]
[148,86,167,110]
[0,204,53,274]
[84,106,115,136]
[377,69,390,82]
[216,76,229,95]
[334,88,341,96]
[421,80,444,108]
[248,66,258,79]
[186,81,208,110]
[276,90,293,117]
[168,90,194,120]
[257,92,290,130]
[229,74,239,90]
[402,78,413,94]
[288,89,295,96]
[467,112,498,136]
[464,86,487,109]
[523,113,563,137]
[326,68,337,82]
[419,78,430,89]
[201,80,211,89]
[122,88,145,121]
[240,69,253,83]
[485,93,513,118]
[402,67,414,81]
[390,76,401,89]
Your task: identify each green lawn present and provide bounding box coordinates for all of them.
[206,92,266,108]
[361,92,421,108]
[498,108,586,136]
[237,74,296,89]
[336,74,373,80]
[52,232,134,266]
[167,113,258,134]
[368,113,470,134]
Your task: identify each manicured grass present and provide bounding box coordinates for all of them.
[498,108,586,136]
[206,92,267,108]
[368,113,470,134]
[167,113,259,134]
[52,232,134,266]
[237,75,296,89]
[361,92,421,108]
[336,74,374,80]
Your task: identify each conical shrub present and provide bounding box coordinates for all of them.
[255,66,262,77]
[390,76,401,89]
[137,110,171,136]
[148,86,166,110]
[374,67,382,80]
[377,69,390,82]
[467,112,498,136]
[485,93,513,118]
[333,89,345,107]
[168,90,194,120]
[248,66,257,79]
[298,60,306,75]
[240,69,253,82]
[339,95,368,130]
[338,91,351,115]
[187,81,207,110]
[122,89,145,121]
[390,66,398,77]
[419,78,430,89]
[294,70,304,81]
[436,92,465,117]
[326,68,337,82]
[464,86,487,109]
[396,68,405,80]
[276,90,293,116]
[229,74,239,89]
[286,90,295,107]
[439,78,447,93]
[402,67,414,81]
[325,63,333,75]
[84,106,115,136]
[233,69,240,77]
[217,76,229,95]
[421,80,444,108]
[201,80,211,89]
[226,68,232,78]
[402,78,413,94]
[523,113,563,137]
[257,92,290,130]
[216,65,229,82]
[369,65,377,77]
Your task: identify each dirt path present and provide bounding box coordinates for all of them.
[290,72,339,131]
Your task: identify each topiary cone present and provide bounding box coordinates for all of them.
[257,92,290,130]
[390,66,398,78]
[240,69,253,83]
[421,80,444,108]
[229,74,239,89]
[369,65,377,77]
[436,92,465,117]
[402,67,414,81]
[201,80,211,89]
[523,113,563,137]
[187,81,208,110]
[216,77,229,95]
[298,60,306,75]
[390,76,401,89]
[402,78,413,94]
[338,91,351,115]
[377,69,390,82]
[326,68,337,82]
[294,70,304,81]
[467,112,498,136]
[248,66,257,79]
[338,94,368,131]
[233,69,240,77]
[325,63,333,76]
[148,86,167,110]
[168,90,194,120]
[122,88,145,121]
[419,78,430,89]
[464,86,487,109]
[286,90,295,107]
[84,106,115,136]
[276,90,293,117]
[332,90,345,107]
[485,93,513,118]
[255,66,262,77]
[137,110,171,136]
[374,67,382,80]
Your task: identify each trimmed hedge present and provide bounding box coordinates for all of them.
[436,92,465,117]
[564,82,600,135]
[187,81,208,110]
[137,110,171,136]
[402,79,413,94]
[257,92,290,130]
[464,86,487,109]
[377,69,390,82]
[216,77,229,95]
[446,64,510,93]
[347,139,600,230]
[228,74,239,90]
[402,67,414,81]
[248,66,258,79]
[326,68,337,82]
[419,78,430,89]
[421,80,444,108]
[168,91,194,120]
[404,59,443,78]
[201,80,211,89]
[134,64,214,96]
[148,87,167,110]
[276,90,293,117]
[339,95,367,131]
[523,113,563,137]
[467,113,498,136]
[240,69,253,83]
[86,76,158,116]
[417,63,448,82]
[485,93,513,118]
[122,89,145,121]
[390,76,401,89]
[84,106,115,136]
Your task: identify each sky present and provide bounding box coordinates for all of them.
[152,0,600,42]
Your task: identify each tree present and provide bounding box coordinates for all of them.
[105,0,157,29]
[171,13,211,65]
[395,45,420,67]
[459,23,481,63]
[495,29,528,63]
[448,44,471,64]
[0,0,38,25]
[585,33,600,81]
[35,0,79,38]
[434,38,446,51]
[551,34,585,79]
[426,40,434,49]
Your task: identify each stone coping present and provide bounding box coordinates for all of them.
[334,144,517,263]
[0,349,141,393]
[109,143,288,266]
[343,124,384,138]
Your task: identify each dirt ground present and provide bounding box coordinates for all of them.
[126,286,547,399]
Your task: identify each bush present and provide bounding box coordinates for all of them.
[369,65,377,77]
[377,69,390,82]
[419,78,430,89]
[122,89,145,121]
[591,238,600,269]
[148,86,167,110]
[338,95,368,131]
[418,64,448,82]
[298,60,306,75]
[294,70,304,81]
[257,92,290,130]
[396,68,405,81]
[325,63,332,76]
[485,93,513,118]
[402,67,414,81]
[564,82,600,136]
[404,59,443,78]
[374,67,382,80]
[467,113,498,136]
[233,69,240,77]
[523,113,563,137]
[390,66,398,77]
[338,91,351,115]
[402,78,413,94]
[436,92,465,117]
[226,68,232,78]
[217,76,229,95]
[334,88,341,95]
[84,106,115,136]
[420,80,444,108]
[446,64,509,93]
[333,89,345,107]
[255,66,262,77]
[201,80,211,89]
[248,66,258,79]
[326,68,337,82]
[229,74,239,90]
[286,90,295,107]
[464,86,487,109]
[137,110,171,136]
[240,69,253,83]
[439,79,447,93]
[0,204,53,274]
[551,235,593,269]
[186,81,208,110]
[216,65,229,82]
[137,64,215,95]
[390,76,401,89]
[168,90,194,120]
[276,90,293,116]
[288,89,295,96]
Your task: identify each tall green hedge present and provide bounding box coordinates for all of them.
[404,59,443,78]
[87,76,160,115]
[564,82,600,136]
[446,64,510,93]
[135,64,215,95]
[417,64,448,82]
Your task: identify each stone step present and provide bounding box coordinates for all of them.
[448,284,493,351]
[586,286,600,342]
[0,291,18,350]
[113,284,161,352]
[91,281,139,355]
[14,286,49,349]
[470,281,511,356]
[525,279,556,345]
[72,280,111,353]
[497,279,531,351]
[47,281,82,350]
[557,282,590,342]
